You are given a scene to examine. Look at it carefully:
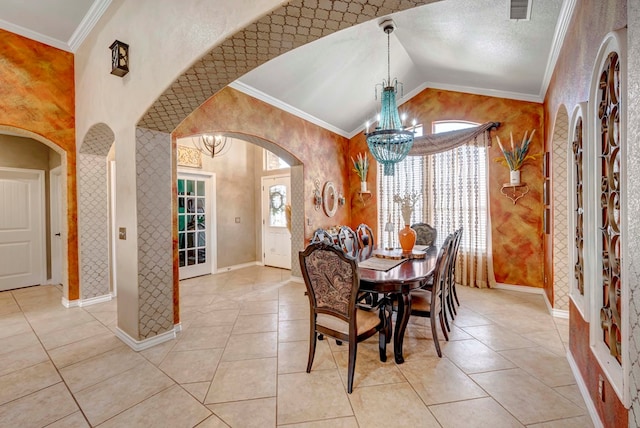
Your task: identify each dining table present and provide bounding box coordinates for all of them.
[358,246,438,364]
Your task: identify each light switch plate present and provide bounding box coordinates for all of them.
[119,227,126,240]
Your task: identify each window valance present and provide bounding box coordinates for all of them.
[408,121,500,157]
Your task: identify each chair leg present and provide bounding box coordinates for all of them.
[452,281,460,306]
[448,286,457,317]
[440,292,451,332]
[307,331,317,373]
[347,339,358,393]
[430,315,442,357]
[439,310,449,341]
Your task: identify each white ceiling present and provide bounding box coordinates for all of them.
[0,0,570,138]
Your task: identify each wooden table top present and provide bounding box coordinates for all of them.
[358,246,438,293]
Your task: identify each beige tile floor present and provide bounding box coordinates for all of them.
[0,266,595,427]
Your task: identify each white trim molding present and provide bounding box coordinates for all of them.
[116,327,177,352]
[62,293,113,308]
[216,261,260,273]
[567,351,604,428]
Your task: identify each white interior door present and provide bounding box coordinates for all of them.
[49,167,62,285]
[0,168,45,291]
[178,172,215,279]
[262,175,291,269]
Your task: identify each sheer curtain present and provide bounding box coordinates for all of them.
[425,131,496,288]
[378,122,497,288]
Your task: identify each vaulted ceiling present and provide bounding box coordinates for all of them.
[0,0,569,137]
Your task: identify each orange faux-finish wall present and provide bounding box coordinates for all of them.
[544,0,627,425]
[174,86,351,237]
[350,88,545,288]
[0,29,79,298]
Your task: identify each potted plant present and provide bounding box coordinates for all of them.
[351,152,369,192]
[495,129,537,185]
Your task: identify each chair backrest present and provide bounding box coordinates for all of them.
[448,228,463,283]
[411,223,437,246]
[430,234,454,316]
[311,228,334,245]
[299,242,359,322]
[356,223,375,258]
[337,226,360,258]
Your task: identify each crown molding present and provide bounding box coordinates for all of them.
[0,18,69,51]
[538,0,577,100]
[229,81,350,139]
[68,0,112,52]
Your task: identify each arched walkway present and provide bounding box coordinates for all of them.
[124,1,432,346]
[77,123,116,302]
[551,106,570,312]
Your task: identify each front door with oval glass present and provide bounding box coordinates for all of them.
[178,173,213,279]
[262,175,291,269]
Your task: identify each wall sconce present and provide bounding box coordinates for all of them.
[109,40,129,77]
[313,179,322,211]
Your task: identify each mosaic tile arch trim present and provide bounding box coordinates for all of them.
[138,0,436,133]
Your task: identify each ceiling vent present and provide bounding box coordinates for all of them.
[509,0,532,20]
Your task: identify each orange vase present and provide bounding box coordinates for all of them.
[398,224,416,253]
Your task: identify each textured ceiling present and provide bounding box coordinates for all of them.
[0,0,568,138]
[0,0,110,52]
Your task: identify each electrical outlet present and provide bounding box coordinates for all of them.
[235,217,241,223]
[598,375,605,401]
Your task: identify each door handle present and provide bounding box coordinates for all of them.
[55,233,61,236]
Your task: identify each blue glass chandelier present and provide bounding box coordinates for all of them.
[365,20,414,176]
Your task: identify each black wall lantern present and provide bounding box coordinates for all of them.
[109,40,129,77]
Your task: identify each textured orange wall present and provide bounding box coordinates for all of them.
[174,86,351,238]
[350,88,545,287]
[0,29,78,298]
[545,0,627,424]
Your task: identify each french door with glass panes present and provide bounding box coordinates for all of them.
[178,172,214,279]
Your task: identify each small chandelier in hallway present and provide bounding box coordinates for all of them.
[365,19,415,176]
[195,134,231,158]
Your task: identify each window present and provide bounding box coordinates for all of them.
[428,121,486,251]
[264,149,290,170]
[378,120,486,252]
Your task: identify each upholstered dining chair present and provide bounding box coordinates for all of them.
[299,242,389,393]
[311,228,334,245]
[411,223,437,246]
[337,225,359,258]
[407,233,453,357]
[355,223,375,258]
[447,228,463,313]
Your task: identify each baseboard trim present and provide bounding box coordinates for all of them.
[543,292,570,319]
[62,293,113,308]
[115,326,177,351]
[493,282,544,294]
[566,350,604,428]
[493,283,569,319]
[61,297,79,308]
[79,294,113,307]
[216,261,259,273]
[289,275,304,284]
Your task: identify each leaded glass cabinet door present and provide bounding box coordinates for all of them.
[178,173,212,279]
[262,175,291,269]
